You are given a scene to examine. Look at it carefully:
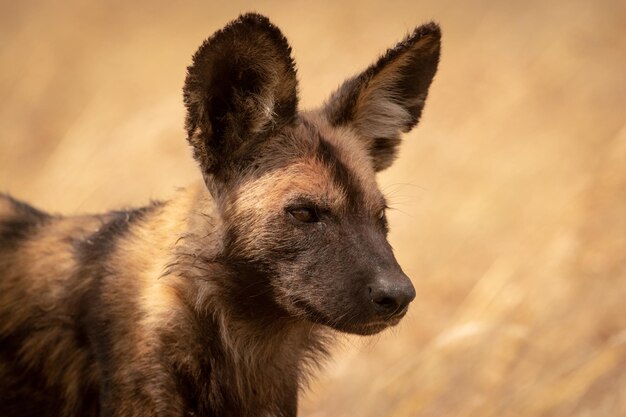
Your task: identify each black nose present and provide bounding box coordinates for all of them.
[368,273,416,317]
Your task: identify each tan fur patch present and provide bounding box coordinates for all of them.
[312,112,386,210]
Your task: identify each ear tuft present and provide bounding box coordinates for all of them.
[183,13,298,176]
[325,22,441,171]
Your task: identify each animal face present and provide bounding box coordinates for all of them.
[183,14,440,335]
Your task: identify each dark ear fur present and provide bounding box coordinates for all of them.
[324,23,441,171]
[183,13,298,179]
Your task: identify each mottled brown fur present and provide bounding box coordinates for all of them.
[0,13,440,417]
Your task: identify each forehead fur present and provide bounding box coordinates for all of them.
[230,114,385,216]
[231,153,343,215]
[302,112,382,205]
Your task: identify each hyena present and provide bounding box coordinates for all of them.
[0,13,440,417]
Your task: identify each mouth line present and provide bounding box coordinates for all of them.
[290,297,408,333]
[376,306,409,322]
[370,317,401,327]
[361,321,391,328]
[356,313,405,330]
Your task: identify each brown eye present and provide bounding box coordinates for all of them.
[377,208,386,220]
[289,207,319,223]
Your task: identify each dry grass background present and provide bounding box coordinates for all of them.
[1,0,625,415]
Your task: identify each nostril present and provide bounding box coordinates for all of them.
[369,286,402,315]
[368,279,414,317]
[371,295,398,312]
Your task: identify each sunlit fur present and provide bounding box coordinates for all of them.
[0,13,440,417]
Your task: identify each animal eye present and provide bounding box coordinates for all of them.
[377,207,388,230]
[288,207,319,223]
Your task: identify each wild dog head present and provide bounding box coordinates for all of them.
[183,14,440,335]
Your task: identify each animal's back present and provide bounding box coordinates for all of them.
[0,194,102,417]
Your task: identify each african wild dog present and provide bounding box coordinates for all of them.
[0,13,440,417]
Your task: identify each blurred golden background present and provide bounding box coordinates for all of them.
[1,0,625,415]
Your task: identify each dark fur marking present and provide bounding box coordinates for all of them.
[318,136,363,208]
[326,76,360,129]
[210,255,291,322]
[0,326,66,417]
[76,203,161,265]
[74,203,163,416]
[317,138,364,208]
[0,194,50,252]
[301,119,365,209]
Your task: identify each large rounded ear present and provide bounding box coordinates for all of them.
[324,23,441,172]
[183,13,298,180]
